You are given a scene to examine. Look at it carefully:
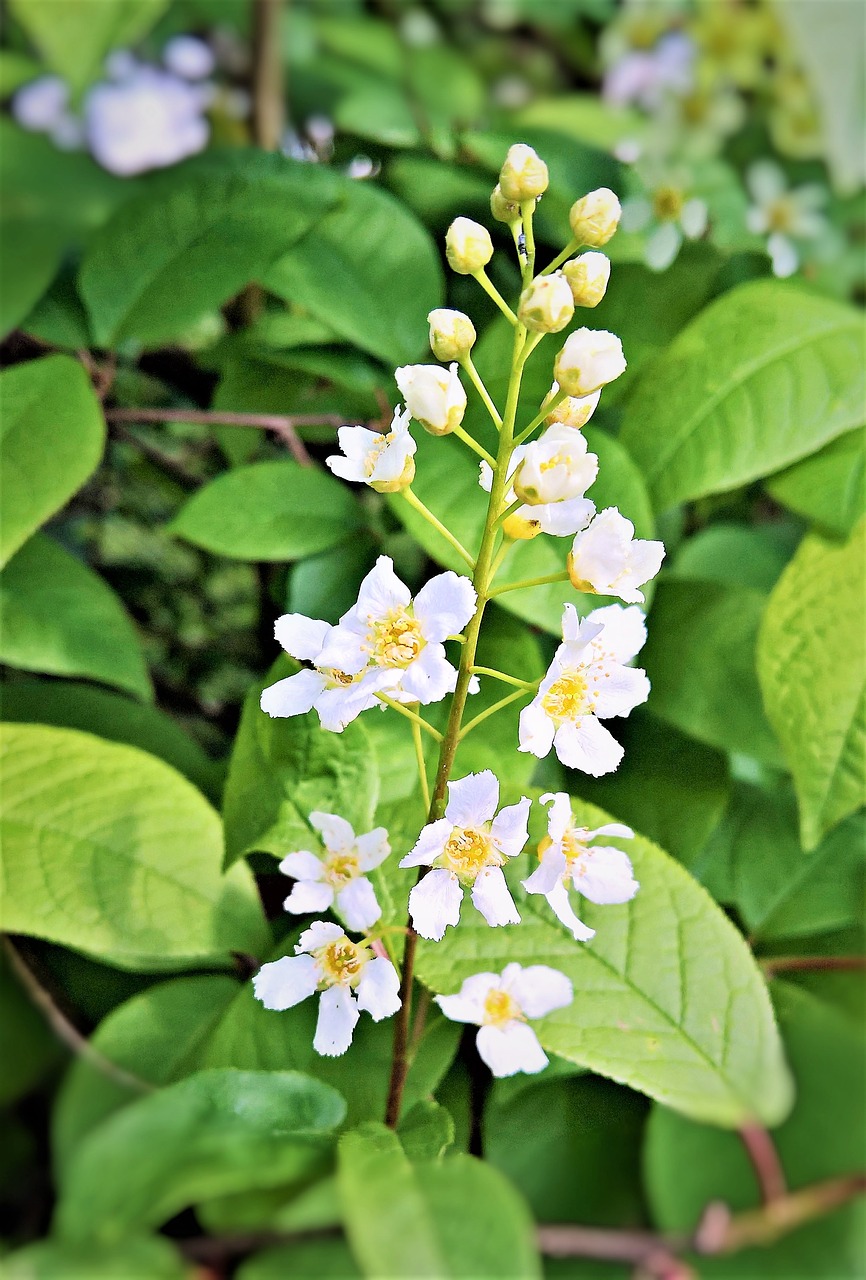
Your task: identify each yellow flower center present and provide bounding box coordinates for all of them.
[562,826,590,875]
[652,186,685,222]
[317,938,366,987]
[766,196,796,235]
[369,607,425,669]
[363,430,396,477]
[324,850,360,890]
[539,451,568,473]
[482,988,522,1027]
[442,826,498,880]
[542,670,591,723]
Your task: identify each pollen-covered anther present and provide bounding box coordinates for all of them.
[369,609,426,668]
[316,938,367,987]
[482,988,524,1027]
[323,851,361,890]
[442,826,499,879]
[542,670,591,722]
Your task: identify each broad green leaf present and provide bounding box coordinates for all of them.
[0,219,65,338]
[170,460,361,561]
[669,521,800,593]
[0,50,42,96]
[339,1123,541,1279]
[223,655,378,865]
[0,947,63,1105]
[265,177,443,366]
[398,1100,455,1164]
[0,535,151,701]
[0,724,268,970]
[0,676,221,803]
[79,153,339,347]
[766,428,865,537]
[644,982,866,1277]
[514,93,650,154]
[238,1239,362,1280]
[3,1236,187,1280]
[416,796,793,1128]
[643,578,784,765]
[695,783,865,942]
[620,282,866,512]
[757,520,866,848]
[55,1068,346,1244]
[288,532,380,625]
[8,0,169,94]
[0,355,105,567]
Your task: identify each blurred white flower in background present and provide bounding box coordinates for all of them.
[621,164,708,271]
[12,76,82,148]
[603,31,695,111]
[745,160,829,278]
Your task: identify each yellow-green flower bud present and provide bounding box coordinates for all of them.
[517,272,574,334]
[568,187,622,247]
[445,217,494,275]
[490,183,520,224]
[502,511,543,541]
[543,381,601,429]
[427,308,477,362]
[554,327,626,396]
[498,143,549,203]
[562,252,611,308]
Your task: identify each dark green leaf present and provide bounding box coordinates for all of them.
[766,428,865,538]
[8,0,169,93]
[3,1236,187,1280]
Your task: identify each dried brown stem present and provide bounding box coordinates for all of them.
[105,406,338,466]
[739,1124,787,1203]
[760,954,866,977]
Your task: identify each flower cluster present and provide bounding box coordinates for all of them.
[254,144,665,1081]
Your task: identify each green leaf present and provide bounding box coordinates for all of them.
[222,655,378,865]
[3,1236,188,1280]
[643,578,783,765]
[766,428,865,537]
[0,50,42,96]
[695,783,865,942]
[265,177,444,366]
[288,532,380,626]
[8,0,169,93]
[338,1123,541,1279]
[416,796,793,1128]
[0,354,105,567]
[170,460,362,561]
[644,982,866,1277]
[238,1239,362,1280]
[669,521,800,593]
[0,219,65,338]
[619,282,866,512]
[0,724,268,970]
[79,153,340,348]
[55,1068,346,1244]
[0,535,152,701]
[757,520,866,848]
[398,1100,456,1164]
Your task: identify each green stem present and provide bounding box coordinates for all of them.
[460,686,533,739]
[514,388,567,447]
[401,488,474,568]
[543,237,579,275]
[471,666,535,689]
[489,570,570,597]
[472,268,518,326]
[461,354,503,429]
[520,200,537,284]
[495,496,523,528]
[411,717,431,812]
[375,694,442,741]
[452,422,495,467]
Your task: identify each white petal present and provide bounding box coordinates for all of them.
[399,645,458,705]
[490,796,531,859]
[314,624,369,677]
[518,698,555,758]
[260,670,324,719]
[681,198,708,239]
[645,221,682,272]
[545,881,595,941]
[555,716,624,777]
[522,847,568,896]
[297,920,344,954]
[414,572,477,643]
[587,822,634,840]
[274,614,330,661]
[335,876,382,930]
[434,972,500,1025]
[309,812,356,853]
[576,846,640,905]
[313,986,359,1056]
[536,497,596,538]
[355,828,391,871]
[284,880,335,916]
[252,955,320,1010]
[278,850,325,881]
[541,792,573,843]
[315,669,400,732]
[505,964,574,1018]
[445,770,499,828]
[478,460,494,493]
[587,603,647,663]
[400,817,452,868]
[354,555,411,620]
[327,453,368,484]
[593,665,651,719]
[471,866,521,927]
[768,232,798,279]
[476,1022,548,1076]
[355,956,401,1020]
[408,869,463,940]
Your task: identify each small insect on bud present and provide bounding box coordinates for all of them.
[445,217,494,275]
[517,273,574,334]
[554,328,627,397]
[427,308,477,362]
[490,183,520,224]
[563,252,611,308]
[569,187,622,247]
[498,143,549,203]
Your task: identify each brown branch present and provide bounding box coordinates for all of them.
[251,0,285,151]
[2,937,154,1095]
[739,1124,787,1204]
[760,954,866,977]
[104,406,340,466]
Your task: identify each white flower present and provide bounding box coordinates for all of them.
[603,32,695,111]
[326,406,416,493]
[253,921,401,1057]
[568,187,622,247]
[554,329,627,398]
[562,252,611,308]
[445,217,494,274]
[568,508,665,603]
[544,382,601,430]
[395,363,467,436]
[519,603,650,776]
[620,170,708,273]
[261,612,401,732]
[523,792,638,941]
[162,35,216,80]
[12,75,69,132]
[517,273,575,334]
[514,424,599,507]
[399,771,530,940]
[479,444,595,542]
[315,556,476,708]
[435,963,573,1076]
[745,160,829,279]
[279,812,390,931]
[84,65,211,175]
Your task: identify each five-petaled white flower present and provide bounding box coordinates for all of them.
[400,771,531,940]
[279,812,390,931]
[523,792,638,940]
[745,160,829,279]
[435,963,573,1076]
[326,406,416,493]
[514,424,599,507]
[519,603,650,776]
[479,437,596,542]
[253,921,401,1056]
[260,613,400,732]
[315,555,476,708]
[568,508,665,603]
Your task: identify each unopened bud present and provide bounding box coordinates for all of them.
[517,272,574,334]
[543,381,601,429]
[502,511,543,541]
[563,252,611,308]
[554,328,626,397]
[498,143,549,203]
[445,217,494,275]
[394,362,467,436]
[427,308,476,362]
[569,187,622,247]
[490,183,520,224]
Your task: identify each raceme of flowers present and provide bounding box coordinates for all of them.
[253,144,663,1081]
